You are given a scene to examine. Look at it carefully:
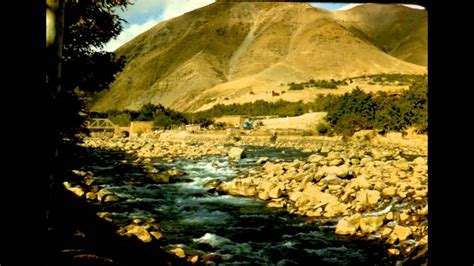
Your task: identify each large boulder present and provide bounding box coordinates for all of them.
[355,190,381,206]
[307,154,325,164]
[103,194,120,202]
[85,192,97,200]
[149,173,171,183]
[167,168,186,177]
[256,157,269,164]
[169,247,186,258]
[203,179,223,189]
[118,224,153,243]
[97,188,114,202]
[320,174,344,185]
[382,186,397,197]
[67,186,85,198]
[268,187,282,199]
[323,202,348,217]
[387,225,412,244]
[393,158,410,171]
[359,216,385,234]
[263,162,283,173]
[228,147,246,160]
[413,157,427,165]
[335,214,361,235]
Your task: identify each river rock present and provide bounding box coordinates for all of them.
[299,175,315,190]
[228,147,246,160]
[85,192,96,200]
[203,179,223,189]
[104,194,120,202]
[149,231,163,240]
[170,247,186,258]
[417,206,428,216]
[360,157,373,166]
[388,248,400,256]
[323,202,348,217]
[393,158,410,171]
[359,216,385,234]
[268,187,282,199]
[382,227,393,237]
[256,157,269,164]
[289,191,303,202]
[97,188,114,201]
[307,154,325,164]
[351,158,360,165]
[329,158,343,166]
[335,214,361,235]
[119,224,153,243]
[149,173,171,183]
[387,225,412,244]
[355,190,380,206]
[259,181,276,192]
[258,191,270,200]
[400,213,410,223]
[413,157,427,165]
[382,186,397,197]
[96,212,112,222]
[67,186,85,198]
[168,168,186,177]
[264,162,283,173]
[320,174,344,186]
[267,200,285,208]
[348,176,371,190]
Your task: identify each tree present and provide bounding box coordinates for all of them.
[45,0,131,236]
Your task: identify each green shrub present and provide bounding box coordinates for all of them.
[332,114,371,136]
[289,83,304,90]
[315,121,330,135]
[108,113,131,126]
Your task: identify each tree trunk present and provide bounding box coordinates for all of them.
[45,0,65,228]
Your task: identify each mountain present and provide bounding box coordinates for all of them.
[91,2,427,113]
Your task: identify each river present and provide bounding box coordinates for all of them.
[78,145,393,265]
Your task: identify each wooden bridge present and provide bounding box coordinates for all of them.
[86,118,130,134]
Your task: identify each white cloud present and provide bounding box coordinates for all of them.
[337,3,362,10]
[102,0,215,52]
[400,4,425,10]
[102,18,158,52]
[161,0,215,21]
[337,3,426,11]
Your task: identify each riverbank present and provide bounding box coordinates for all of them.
[77,129,427,264]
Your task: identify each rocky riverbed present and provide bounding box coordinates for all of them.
[73,129,427,264]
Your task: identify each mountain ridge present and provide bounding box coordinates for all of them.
[91,2,427,113]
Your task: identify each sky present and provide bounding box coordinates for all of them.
[102,1,425,52]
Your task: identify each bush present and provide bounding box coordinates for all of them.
[315,121,330,135]
[332,114,371,136]
[108,113,131,127]
[289,83,304,90]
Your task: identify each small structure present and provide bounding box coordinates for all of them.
[185,124,201,133]
[130,121,154,137]
[213,115,247,128]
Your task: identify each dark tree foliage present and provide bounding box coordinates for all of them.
[55,0,130,143]
[192,99,310,119]
[325,76,428,135]
[105,104,189,129]
[325,87,378,127]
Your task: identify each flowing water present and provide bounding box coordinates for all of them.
[80,146,392,265]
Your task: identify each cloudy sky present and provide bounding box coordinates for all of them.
[102,1,425,52]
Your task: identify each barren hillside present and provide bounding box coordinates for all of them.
[91,2,427,113]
